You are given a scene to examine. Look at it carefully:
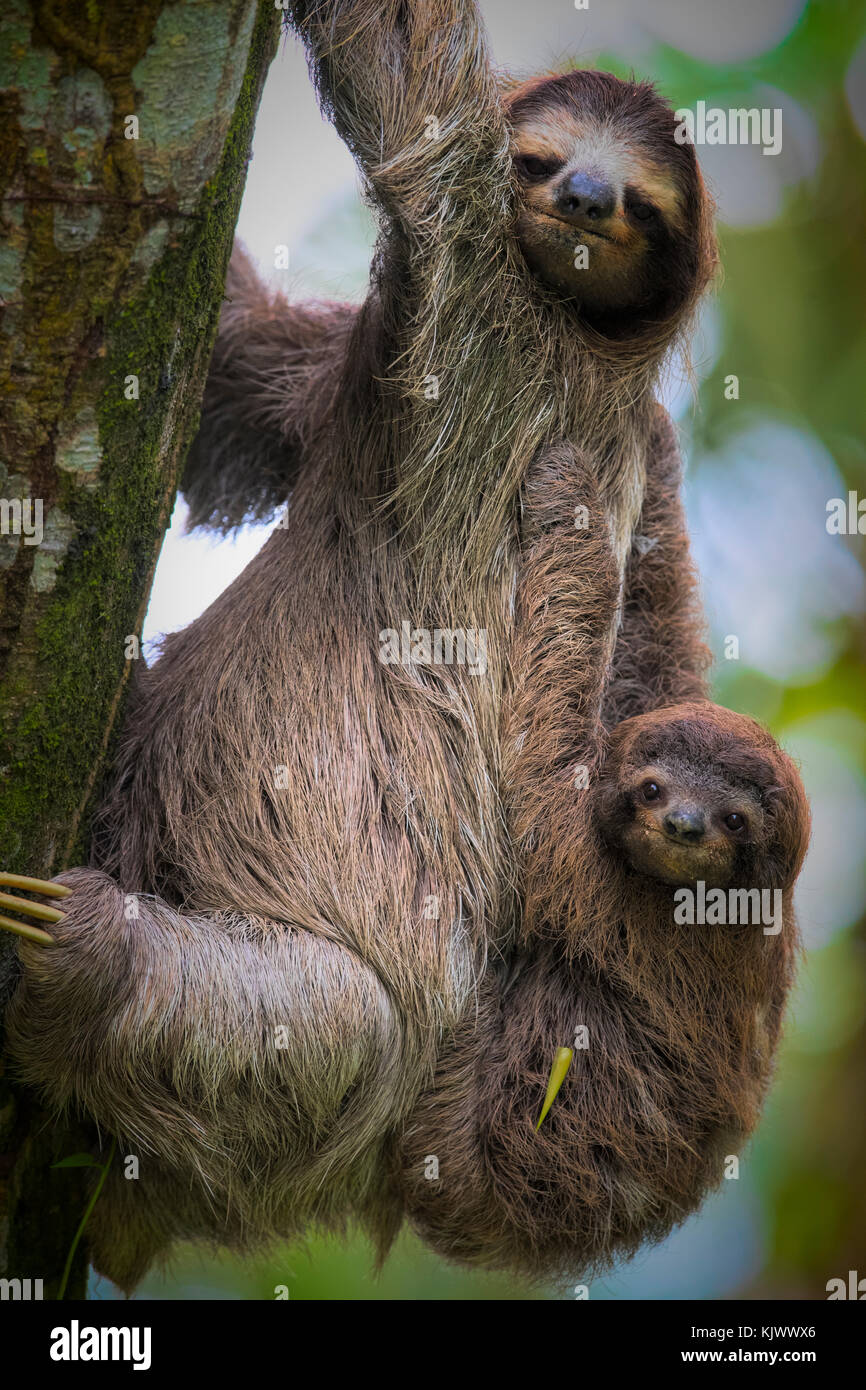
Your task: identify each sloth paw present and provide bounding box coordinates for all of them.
[0,871,70,946]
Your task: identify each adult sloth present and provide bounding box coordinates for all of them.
[1,1,807,1292]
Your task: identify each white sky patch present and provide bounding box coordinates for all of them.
[142,498,278,660]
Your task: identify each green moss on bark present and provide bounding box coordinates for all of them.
[0,0,278,1296]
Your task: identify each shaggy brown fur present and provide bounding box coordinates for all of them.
[4,0,807,1292]
[182,249,355,534]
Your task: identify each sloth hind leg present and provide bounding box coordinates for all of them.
[4,867,405,1254]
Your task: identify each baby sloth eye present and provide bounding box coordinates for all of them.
[630,202,656,223]
[724,811,748,833]
[641,780,662,803]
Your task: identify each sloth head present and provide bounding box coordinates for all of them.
[504,69,717,336]
[598,703,810,890]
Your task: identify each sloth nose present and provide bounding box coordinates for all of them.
[556,172,616,222]
[663,808,706,844]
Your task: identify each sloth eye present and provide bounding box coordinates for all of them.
[630,202,657,222]
[641,780,662,803]
[516,154,559,180]
[724,812,747,833]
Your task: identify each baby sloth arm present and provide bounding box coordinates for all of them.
[396,437,808,1281]
[604,403,712,725]
[502,411,712,941]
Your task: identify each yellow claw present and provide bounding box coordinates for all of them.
[0,873,66,946]
[0,891,65,923]
[535,1046,574,1131]
[0,872,71,898]
[0,912,56,946]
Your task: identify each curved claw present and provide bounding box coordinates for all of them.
[0,872,71,899]
[535,1046,574,1131]
[0,873,65,946]
[0,891,65,923]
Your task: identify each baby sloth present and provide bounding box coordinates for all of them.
[598,705,804,889]
[397,458,811,1280]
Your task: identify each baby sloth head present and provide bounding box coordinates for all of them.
[503,69,717,335]
[598,702,810,890]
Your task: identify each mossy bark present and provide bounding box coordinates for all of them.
[0,0,278,1298]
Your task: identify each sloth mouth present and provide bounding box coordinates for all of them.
[652,827,708,851]
[634,825,715,855]
[532,210,613,243]
[618,824,735,888]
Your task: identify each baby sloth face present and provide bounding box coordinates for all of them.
[615,755,763,888]
[504,69,713,332]
[598,703,810,892]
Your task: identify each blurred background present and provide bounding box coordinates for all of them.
[111,0,866,1300]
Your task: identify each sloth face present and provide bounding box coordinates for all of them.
[611,757,765,888]
[505,70,711,333]
[597,703,805,890]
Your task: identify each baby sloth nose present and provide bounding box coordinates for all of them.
[663,807,706,844]
[556,172,616,222]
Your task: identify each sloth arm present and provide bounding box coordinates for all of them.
[284,1,508,244]
[501,411,712,944]
[187,2,514,534]
[604,402,712,723]
[284,0,530,553]
[182,245,356,533]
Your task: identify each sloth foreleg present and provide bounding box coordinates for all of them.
[182,244,355,534]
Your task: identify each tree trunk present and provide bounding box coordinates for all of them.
[0,0,278,1299]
